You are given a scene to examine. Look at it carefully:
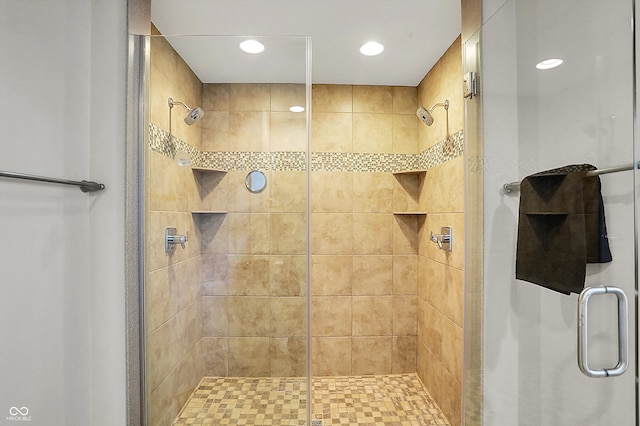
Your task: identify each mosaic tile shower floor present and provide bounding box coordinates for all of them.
[172,374,450,425]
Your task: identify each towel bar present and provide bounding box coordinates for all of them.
[0,170,105,193]
[503,161,639,193]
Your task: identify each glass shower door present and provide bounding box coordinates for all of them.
[479,0,638,424]
[142,31,311,425]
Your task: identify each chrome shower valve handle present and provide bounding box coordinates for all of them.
[165,227,189,253]
[430,232,444,249]
[430,226,453,252]
[169,234,188,248]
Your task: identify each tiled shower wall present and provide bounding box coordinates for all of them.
[309,84,420,376]
[196,83,425,379]
[416,36,464,426]
[146,28,205,426]
[146,28,465,426]
[197,82,309,379]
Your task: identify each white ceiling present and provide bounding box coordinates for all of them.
[151,0,461,86]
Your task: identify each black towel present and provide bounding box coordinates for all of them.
[515,164,612,295]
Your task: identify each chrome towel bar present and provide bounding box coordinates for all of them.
[0,170,105,193]
[503,162,638,194]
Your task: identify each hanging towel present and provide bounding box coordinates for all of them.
[515,164,612,295]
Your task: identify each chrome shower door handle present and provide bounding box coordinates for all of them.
[577,285,628,378]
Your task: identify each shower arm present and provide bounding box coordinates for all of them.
[167,98,189,141]
[429,100,449,113]
[168,98,193,111]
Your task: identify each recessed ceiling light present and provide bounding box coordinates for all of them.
[360,41,384,56]
[289,105,305,113]
[536,58,563,70]
[240,39,265,54]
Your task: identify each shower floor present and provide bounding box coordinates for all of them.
[172,373,450,425]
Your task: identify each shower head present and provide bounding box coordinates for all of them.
[416,100,449,126]
[416,106,434,126]
[184,107,205,125]
[168,97,205,125]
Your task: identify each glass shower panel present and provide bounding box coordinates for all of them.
[481,0,637,424]
[143,34,310,425]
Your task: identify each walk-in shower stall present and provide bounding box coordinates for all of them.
[135,0,465,423]
[128,0,640,425]
[139,30,464,426]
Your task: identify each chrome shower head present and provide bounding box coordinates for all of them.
[416,100,449,126]
[184,107,204,125]
[168,97,205,125]
[416,106,434,126]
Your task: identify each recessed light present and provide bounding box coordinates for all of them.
[536,58,563,70]
[360,41,384,56]
[240,39,265,54]
[289,105,305,113]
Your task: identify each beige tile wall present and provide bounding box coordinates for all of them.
[146,27,205,426]
[150,27,202,152]
[199,83,309,379]
[147,26,465,426]
[310,84,419,377]
[416,36,464,426]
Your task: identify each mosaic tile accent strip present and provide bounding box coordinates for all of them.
[150,123,463,173]
[199,150,308,172]
[415,130,464,171]
[149,124,201,166]
[311,153,420,173]
[172,374,450,426]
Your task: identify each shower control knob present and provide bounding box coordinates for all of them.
[172,234,188,248]
[429,226,453,252]
[165,227,189,253]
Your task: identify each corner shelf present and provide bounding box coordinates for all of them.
[191,211,227,215]
[392,170,426,176]
[393,212,427,216]
[191,167,227,215]
[191,167,227,173]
